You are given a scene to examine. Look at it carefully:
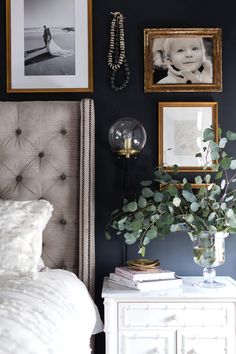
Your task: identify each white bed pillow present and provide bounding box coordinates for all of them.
[0,199,53,278]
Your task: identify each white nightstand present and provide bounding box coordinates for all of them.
[102,276,236,354]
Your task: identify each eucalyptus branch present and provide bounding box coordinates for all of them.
[138,219,156,249]
[105,127,236,254]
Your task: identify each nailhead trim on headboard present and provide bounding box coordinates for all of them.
[79,99,95,297]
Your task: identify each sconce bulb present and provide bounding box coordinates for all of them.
[109,117,146,158]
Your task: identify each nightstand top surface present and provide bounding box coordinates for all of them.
[102,276,236,301]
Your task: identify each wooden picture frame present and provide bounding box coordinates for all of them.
[158,102,218,172]
[6,0,93,92]
[160,183,212,191]
[144,28,222,92]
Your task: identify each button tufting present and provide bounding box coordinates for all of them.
[60,174,66,180]
[16,175,22,182]
[61,129,67,135]
[60,219,67,225]
[42,242,45,247]
[16,128,22,135]
[38,152,44,158]
[61,265,67,270]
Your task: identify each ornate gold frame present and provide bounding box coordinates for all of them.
[144,28,222,92]
[6,0,93,93]
[158,102,218,172]
[160,183,212,191]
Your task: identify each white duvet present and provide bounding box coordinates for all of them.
[0,269,103,354]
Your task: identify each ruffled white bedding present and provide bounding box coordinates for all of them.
[0,269,103,354]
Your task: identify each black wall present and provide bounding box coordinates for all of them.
[1,1,236,352]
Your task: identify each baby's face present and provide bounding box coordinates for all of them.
[169,38,204,72]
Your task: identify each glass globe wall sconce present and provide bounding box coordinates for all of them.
[108,117,147,159]
[108,117,146,264]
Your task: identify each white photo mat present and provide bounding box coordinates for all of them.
[158,103,218,172]
[7,0,92,92]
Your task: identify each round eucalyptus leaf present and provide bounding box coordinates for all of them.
[118,216,127,225]
[150,214,159,222]
[105,232,111,240]
[138,246,146,257]
[167,185,178,196]
[220,157,231,170]
[211,149,219,160]
[215,170,223,180]
[146,229,157,239]
[170,224,179,232]
[195,176,203,184]
[127,202,138,212]
[226,131,236,141]
[208,225,217,233]
[208,212,216,222]
[226,209,234,218]
[130,220,143,231]
[154,192,164,202]
[212,202,220,210]
[141,180,152,186]
[190,202,200,212]
[219,137,227,148]
[142,187,154,198]
[124,233,137,245]
[143,236,150,246]
[183,214,194,223]
[146,205,156,212]
[225,195,234,202]
[203,128,214,141]
[182,190,196,203]
[173,196,181,207]
[230,160,236,170]
[229,218,236,228]
[138,196,147,208]
[220,202,226,210]
[221,179,226,190]
[204,174,211,183]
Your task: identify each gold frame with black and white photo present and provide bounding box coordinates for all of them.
[6,0,93,93]
[144,28,222,92]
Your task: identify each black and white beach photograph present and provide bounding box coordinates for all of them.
[24,0,75,76]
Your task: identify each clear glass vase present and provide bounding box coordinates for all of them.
[193,231,228,288]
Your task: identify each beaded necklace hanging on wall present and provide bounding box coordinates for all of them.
[108,12,131,91]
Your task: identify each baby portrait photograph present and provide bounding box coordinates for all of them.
[144,28,222,92]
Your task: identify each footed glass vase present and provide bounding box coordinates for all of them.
[193,231,228,288]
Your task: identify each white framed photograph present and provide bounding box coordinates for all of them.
[6,0,93,92]
[158,102,218,172]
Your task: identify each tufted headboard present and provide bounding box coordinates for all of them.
[0,99,95,295]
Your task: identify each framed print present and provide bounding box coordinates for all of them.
[160,183,212,191]
[6,0,93,92]
[158,102,218,172]
[144,28,222,92]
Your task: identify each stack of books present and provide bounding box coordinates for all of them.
[109,266,182,291]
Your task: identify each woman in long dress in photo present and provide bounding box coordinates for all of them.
[46,34,74,58]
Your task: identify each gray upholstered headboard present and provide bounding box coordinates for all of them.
[0,99,95,295]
